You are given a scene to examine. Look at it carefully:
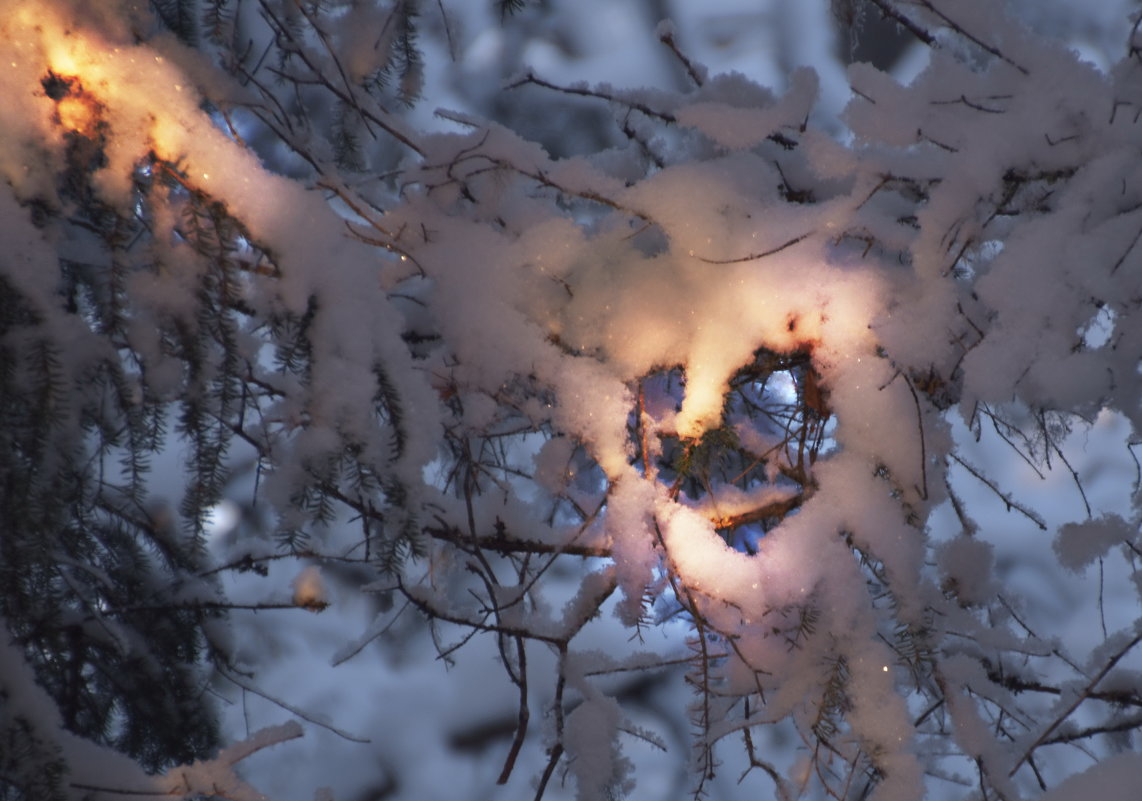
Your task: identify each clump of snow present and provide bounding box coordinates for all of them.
[1055,515,1132,573]
[675,67,818,150]
[561,660,635,801]
[293,566,329,612]
[1039,753,1142,801]
[604,476,661,625]
[937,535,998,606]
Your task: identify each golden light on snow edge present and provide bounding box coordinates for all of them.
[292,566,329,613]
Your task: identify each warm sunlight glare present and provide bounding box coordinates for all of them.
[56,92,100,135]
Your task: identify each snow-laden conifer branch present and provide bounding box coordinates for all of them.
[4,2,1142,800]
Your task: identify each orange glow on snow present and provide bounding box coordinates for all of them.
[149,113,184,160]
[55,92,98,135]
[48,42,81,77]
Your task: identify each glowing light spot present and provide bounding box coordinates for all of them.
[203,500,240,539]
[882,665,889,672]
[202,173,209,180]
[56,95,97,134]
[150,115,183,159]
[291,566,328,613]
[50,47,78,74]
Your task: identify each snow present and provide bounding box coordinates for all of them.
[1055,514,1134,572]
[674,67,818,150]
[156,723,304,801]
[563,696,628,801]
[1040,754,1142,801]
[936,534,998,605]
[291,566,328,611]
[6,1,1142,800]
[0,637,298,801]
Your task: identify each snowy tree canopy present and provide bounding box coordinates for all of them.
[2,1,1142,801]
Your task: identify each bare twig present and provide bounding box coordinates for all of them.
[657,25,705,87]
[497,635,530,783]
[1111,217,1142,274]
[949,453,1047,530]
[930,94,1011,114]
[1041,712,1142,745]
[1049,439,1091,518]
[506,70,676,123]
[863,0,937,46]
[695,231,813,264]
[255,0,424,155]
[220,670,372,743]
[68,785,169,797]
[1009,631,1142,775]
[915,0,1030,75]
[880,371,929,499]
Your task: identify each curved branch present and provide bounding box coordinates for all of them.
[1009,631,1142,775]
[695,231,813,264]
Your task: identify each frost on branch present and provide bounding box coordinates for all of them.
[3,1,1142,801]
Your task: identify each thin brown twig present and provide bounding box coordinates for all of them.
[695,231,813,264]
[1009,631,1142,775]
[657,26,705,87]
[949,453,1047,530]
[506,71,677,122]
[915,0,1030,75]
[863,0,937,46]
[255,0,424,155]
[903,374,929,499]
[68,784,171,797]
[220,669,371,743]
[497,635,530,784]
